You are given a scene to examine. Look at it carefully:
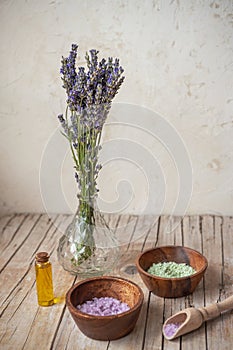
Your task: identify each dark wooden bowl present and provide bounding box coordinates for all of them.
[66,276,144,340]
[136,246,208,298]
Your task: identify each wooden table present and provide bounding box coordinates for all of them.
[0,214,232,350]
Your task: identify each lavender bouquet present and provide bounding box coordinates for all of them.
[57,44,124,269]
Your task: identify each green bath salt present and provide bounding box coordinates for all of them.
[147,261,196,278]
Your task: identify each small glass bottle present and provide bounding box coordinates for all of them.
[35,252,54,306]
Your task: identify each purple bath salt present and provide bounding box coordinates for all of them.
[77,297,130,316]
[164,322,181,337]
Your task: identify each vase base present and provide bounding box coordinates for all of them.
[57,208,120,277]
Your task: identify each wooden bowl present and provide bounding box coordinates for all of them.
[136,246,208,298]
[66,276,144,340]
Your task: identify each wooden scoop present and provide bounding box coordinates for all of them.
[163,295,233,340]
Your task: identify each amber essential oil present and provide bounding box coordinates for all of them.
[35,252,54,306]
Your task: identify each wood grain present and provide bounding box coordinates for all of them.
[0,214,232,350]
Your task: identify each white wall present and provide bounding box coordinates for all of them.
[0,0,232,215]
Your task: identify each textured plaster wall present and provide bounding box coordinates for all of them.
[0,0,233,215]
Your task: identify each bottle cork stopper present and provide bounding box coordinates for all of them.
[35,252,49,263]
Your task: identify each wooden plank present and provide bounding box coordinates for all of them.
[50,308,78,350]
[107,213,120,230]
[162,216,184,350]
[53,308,109,350]
[108,215,152,350]
[220,216,233,349]
[116,215,159,277]
[201,216,223,350]
[142,216,167,350]
[112,216,161,349]
[180,216,206,349]
[0,214,41,272]
[0,214,27,254]
[143,216,185,350]
[0,214,16,232]
[116,214,139,272]
[141,215,160,250]
[115,214,138,246]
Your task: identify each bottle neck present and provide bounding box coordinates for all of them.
[35,252,50,263]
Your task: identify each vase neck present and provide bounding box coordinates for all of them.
[78,196,96,208]
[76,196,97,223]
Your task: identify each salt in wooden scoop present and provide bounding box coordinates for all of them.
[163,295,233,340]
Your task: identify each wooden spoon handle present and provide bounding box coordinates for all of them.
[217,295,233,313]
[199,295,233,321]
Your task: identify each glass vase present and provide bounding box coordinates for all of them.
[57,199,119,277]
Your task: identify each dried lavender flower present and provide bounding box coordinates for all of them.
[58,44,125,199]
